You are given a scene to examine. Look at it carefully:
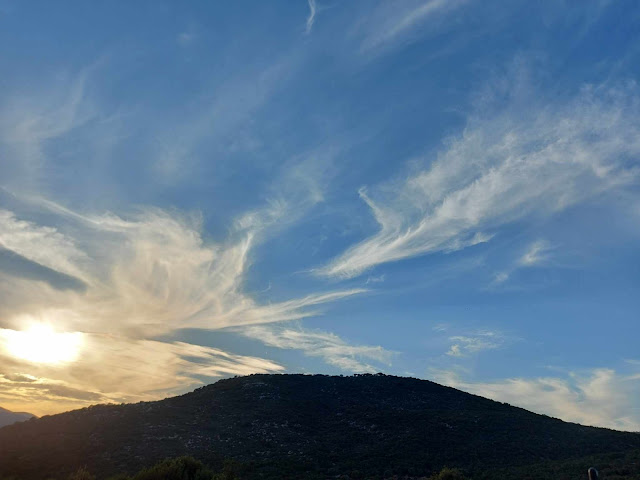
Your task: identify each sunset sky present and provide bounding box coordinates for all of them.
[1,1,639,431]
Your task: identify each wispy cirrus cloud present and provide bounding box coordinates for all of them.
[0,209,88,281]
[432,367,640,431]
[320,80,640,279]
[446,330,505,357]
[357,0,468,54]
[0,197,363,415]
[0,60,294,192]
[240,324,393,372]
[152,56,296,182]
[305,0,317,34]
[491,239,554,285]
[430,324,510,358]
[519,240,552,266]
[0,70,95,191]
[0,61,375,415]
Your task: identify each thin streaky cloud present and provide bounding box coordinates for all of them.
[519,240,551,266]
[359,0,467,53]
[491,239,553,285]
[320,81,640,279]
[446,331,505,357]
[240,324,393,373]
[0,209,88,282]
[0,198,365,414]
[306,0,317,34]
[0,71,94,190]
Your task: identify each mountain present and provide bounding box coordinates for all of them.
[0,374,639,479]
[0,406,34,428]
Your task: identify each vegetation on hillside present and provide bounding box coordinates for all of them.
[1,457,478,480]
[7,452,640,480]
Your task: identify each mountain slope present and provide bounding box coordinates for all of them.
[0,406,34,428]
[1,374,638,479]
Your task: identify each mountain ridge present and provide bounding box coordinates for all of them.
[1,373,638,479]
[0,405,35,428]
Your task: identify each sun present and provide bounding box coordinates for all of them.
[3,324,84,365]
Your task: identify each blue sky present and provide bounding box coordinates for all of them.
[0,0,639,430]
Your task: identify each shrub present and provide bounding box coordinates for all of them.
[68,467,96,480]
[429,467,468,480]
[132,457,215,480]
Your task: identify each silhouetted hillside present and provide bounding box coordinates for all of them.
[1,374,639,479]
[0,406,35,428]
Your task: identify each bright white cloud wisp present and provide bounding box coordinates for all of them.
[306,0,317,34]
[321,83,640,279]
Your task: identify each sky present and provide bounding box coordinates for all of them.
[0,0,639,431]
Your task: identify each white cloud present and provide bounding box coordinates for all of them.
[492,239,553,285]
[446,344,463,357]
[358,0,468,54]
[0,70,95,190]
[0,73,90,146]
[321,81,640,279]
[365,274,385,284]
[0,64,364,415]
[491,271,510,285]
[0,199,363,415]
[240,324,393,373]
[432,367,640,431]
[446,330,504,357]
[519,239,552,266]
[306,0,317,34]
[0,209,87,280]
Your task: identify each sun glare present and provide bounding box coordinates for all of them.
[3,324,83,365]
